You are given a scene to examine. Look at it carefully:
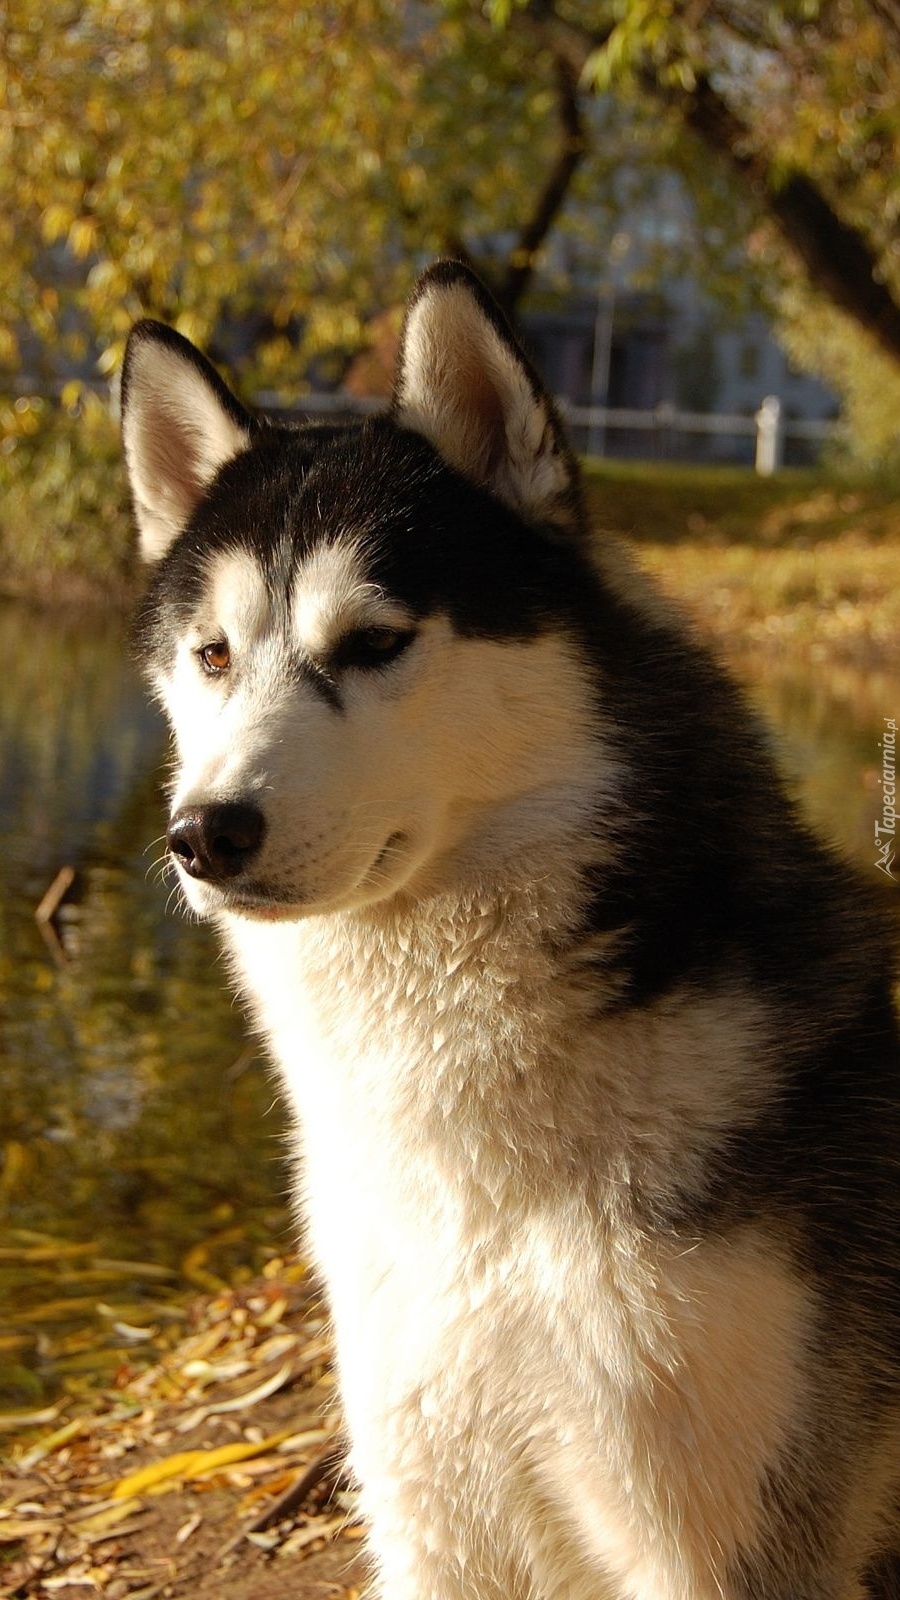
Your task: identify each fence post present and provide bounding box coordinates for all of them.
[755,395,783,476]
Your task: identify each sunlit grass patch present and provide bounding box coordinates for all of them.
[635,535,900,668]
[583,460,900,549]
[581,463,900,669]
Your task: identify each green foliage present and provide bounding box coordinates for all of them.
[2,0,899,503]
[7,0,881,389]
[0,394,132,598]
[540,0,900,453]
[777,289,900,474]
[1,0,569,390]
[565,0,898,261]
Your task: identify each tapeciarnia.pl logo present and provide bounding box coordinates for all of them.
[875,718,896,878]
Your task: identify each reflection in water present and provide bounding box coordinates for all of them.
[0,603,291,1407]
[738,657,900,877]
[0,603,896,1407]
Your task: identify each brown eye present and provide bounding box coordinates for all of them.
[199,639,231,674]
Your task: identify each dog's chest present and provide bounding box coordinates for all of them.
[226,908,812,1597]
[227,900,603,1365]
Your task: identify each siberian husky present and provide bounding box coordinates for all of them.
[121,262,900,1599]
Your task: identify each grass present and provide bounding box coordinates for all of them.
[582,461,900,670]
[582,458,900,547]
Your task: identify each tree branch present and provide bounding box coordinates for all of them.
[495,52,587,315]
[524,2,900,368]
[681,74,900,365]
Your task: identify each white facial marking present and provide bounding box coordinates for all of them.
[203,548,270,655]
[292,541,411,659]
[156,550,277,805]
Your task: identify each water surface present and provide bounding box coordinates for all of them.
[0,604,291,1409]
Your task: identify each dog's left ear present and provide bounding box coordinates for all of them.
[393,262,580,530]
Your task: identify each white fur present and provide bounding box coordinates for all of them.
[122,339,250,560]
[292,540,413,657]
[149,548,808,1598]
[224,869,808,1600]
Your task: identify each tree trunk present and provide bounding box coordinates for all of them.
[523,2,900,368]
[682,74,900,365]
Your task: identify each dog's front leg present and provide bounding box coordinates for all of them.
[349,1413,536,1600]
[359,1491,519,1600]
[354,1430,625,1600]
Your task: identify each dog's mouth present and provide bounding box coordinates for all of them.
[200,830,413,922]
[365,830,409,879]
[197,881,305,923]
[225,897,306,923]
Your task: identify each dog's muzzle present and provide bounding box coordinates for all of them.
[168,802,266,883]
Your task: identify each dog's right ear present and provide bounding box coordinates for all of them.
[121,322,253,562]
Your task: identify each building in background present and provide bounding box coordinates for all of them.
[521,263,837,466]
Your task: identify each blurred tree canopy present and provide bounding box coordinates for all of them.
[0,0,606,389]
[517,0,900,366]
[0,0,898,405]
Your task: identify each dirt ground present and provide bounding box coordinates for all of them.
[1,1265,371,1599]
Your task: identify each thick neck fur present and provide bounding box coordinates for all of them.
[225,838,774,1236]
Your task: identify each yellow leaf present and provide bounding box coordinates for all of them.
[109,1429,295,1499]
[255,1295,288,1328]
[0,1141,31,1203]
[0,327,20,366]
[173,311,207,347]
[181,1242,226,1295]
[96,344,120,375]
[9,1296,101,1325]
[0,1403,62,1435]
[0,1241,96,1262]
[73,1498,143,1536]
[68,217,97,259]
[203,1357,295,1414]
[17,1417,84,1470]
[280,1514,348,1554]
[0,1515,63,1541]
[40,203,72,245]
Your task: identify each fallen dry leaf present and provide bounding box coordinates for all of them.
[108,1429,296,1499]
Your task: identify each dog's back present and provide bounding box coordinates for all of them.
[122,262,900,1599]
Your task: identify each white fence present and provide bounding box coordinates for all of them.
[560,395,835,475]
[267,391,837,475]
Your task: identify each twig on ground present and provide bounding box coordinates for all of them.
[217,1437,347,1564]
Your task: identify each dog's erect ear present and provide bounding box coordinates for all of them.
[121,322,253,562]
[393,261,579,528]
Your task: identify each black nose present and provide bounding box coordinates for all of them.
[167,802,266,882]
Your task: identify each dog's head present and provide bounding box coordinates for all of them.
[122,263,609,921]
